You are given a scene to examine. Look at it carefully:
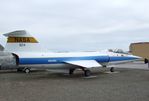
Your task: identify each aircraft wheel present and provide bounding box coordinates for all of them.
[144,59,148,64]
[24,68,30,73]
[69,68,75,75]
[84,70,91,77]
[110,67,114,72]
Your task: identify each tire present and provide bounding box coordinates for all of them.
[24,68,30,73]
[110,67,114,72]
[144,59,148,64]
[84,70,91,77]
[69,69,75,75]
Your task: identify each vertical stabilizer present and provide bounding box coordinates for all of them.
[4,30,44,52]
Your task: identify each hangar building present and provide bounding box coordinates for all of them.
[130,42,149,63]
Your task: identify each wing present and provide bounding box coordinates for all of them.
[65,60,102,68]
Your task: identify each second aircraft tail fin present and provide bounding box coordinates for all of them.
[4,30,45,52]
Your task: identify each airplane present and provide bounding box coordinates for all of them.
[0,30,141,77]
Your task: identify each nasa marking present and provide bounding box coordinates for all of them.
[7,37,38,43]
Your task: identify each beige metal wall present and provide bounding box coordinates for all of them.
[130,42,149,59]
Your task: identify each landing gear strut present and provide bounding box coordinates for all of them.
[81,67,91,77]
[110,67,115,72]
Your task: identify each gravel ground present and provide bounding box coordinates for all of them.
[0,62,149,101]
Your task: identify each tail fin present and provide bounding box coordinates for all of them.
[4,30,44,52]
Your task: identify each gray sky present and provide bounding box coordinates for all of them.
[0,0,148,51]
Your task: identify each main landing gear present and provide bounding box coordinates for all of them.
[81,67,91,77]
[69,68,75,75]
[69,68,92,77]
[84,70,91,77]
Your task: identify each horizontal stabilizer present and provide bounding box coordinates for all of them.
[65,60,102,68]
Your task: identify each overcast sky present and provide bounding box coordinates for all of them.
[0,0,148,51]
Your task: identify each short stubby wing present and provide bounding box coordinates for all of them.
[65,60,102,68]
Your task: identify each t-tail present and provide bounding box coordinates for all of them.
[4,30,44,52]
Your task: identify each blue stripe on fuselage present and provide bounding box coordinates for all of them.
[19,56,109,65]
[109,56,138,61]
[19,56,138,65]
